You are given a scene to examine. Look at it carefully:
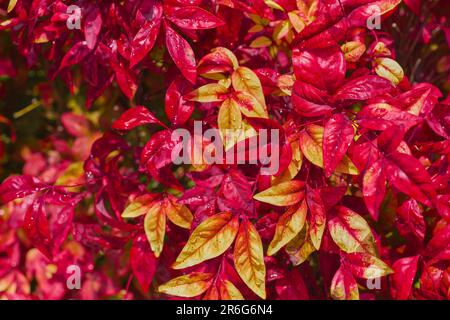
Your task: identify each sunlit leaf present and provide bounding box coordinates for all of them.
[173,212,239,269]
[268,200,307,256]
[234,219,266,299]
[158,272,214,297]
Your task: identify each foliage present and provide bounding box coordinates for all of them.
[0,0,449,300]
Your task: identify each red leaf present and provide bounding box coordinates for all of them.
[357,103,420,131]
[331,265,359,300]
[292,81,333,117]
[332,76,393,103]
[363,159,386,221]
[168,6,225,30]
[292,44,345,93]
[0,175,47,204]
[113,106,164,131]
[130,18,161,68]
[396,199,426,241]
[323,114,354,177]
[130,234,157,293]
[384,152,436,206]
[113,64,138,100]
[165,24,197,84]
[165,77,195,126]
[58,42,91,73]
[390,255,420,300]
[377,125,405,154]
[24,201,53,260]
[84,6,102,50]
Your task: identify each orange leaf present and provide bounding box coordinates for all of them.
[233,219,266,299]
[172,212,239,269]
[158,272,214,297]
[267,200,307,256]
[253,180,305,206]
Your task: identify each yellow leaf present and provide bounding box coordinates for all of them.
[375,58,404,85]
[299,125,358,175]
[162,195,193,229]
[250,36,272,48]
[231,91,268,118]
[273,20,291,40]
[158,272,214,298]
[213,47,239,70]
[267,200,307,256]
[122,194,157,218]
[264,0,285,11]
[218,98,243,149]
[276,74,295,96]
[233,219,266,299]
[204,279,244,300]
[7,0,17,13]
[219,280,245,300]
[272,140,302,184]
[185,83,228,102]
[248,24,264,33]
[231,67,266,109]
[172,212,239,269]
[144,202,166,257]
[55,161,84,188]
[341,41,366,63]
[285,223,316,265]
[288,12,305,33]
[253,180,305,206]
[328,206,377,256]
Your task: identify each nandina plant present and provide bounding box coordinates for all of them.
[0,0,449,300]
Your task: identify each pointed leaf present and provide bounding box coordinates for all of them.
[299,125,358,175]
[158,272,214,297]
[234,219,266,299]
[232,67,266,108]
[130,234,157,292]
[390,255,420,300]
[344,252,393,279]
[162,194,193,229]
[165,24,197,84]
[173,212,239,269]
[307,187,326,250]
[329,206,377,255]
[331,265,359,300]
[144,202,166,257]
[323,114,354,177]
[268,200,307,256]
[253,180,305,206]
[113,106,164,131]
[363,159,386,221]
